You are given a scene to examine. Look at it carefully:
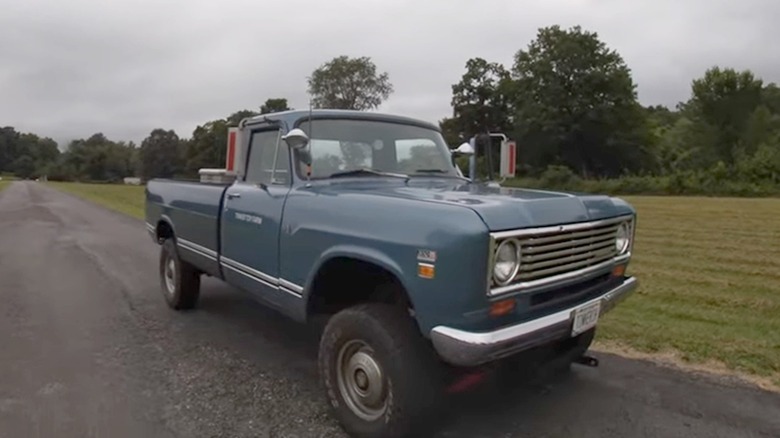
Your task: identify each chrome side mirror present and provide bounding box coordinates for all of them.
[282,128,310,149]
[451,140,477,181]
[453,142,475,155]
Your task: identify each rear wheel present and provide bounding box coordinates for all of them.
[318,303,444,438]
[159,238,201,310]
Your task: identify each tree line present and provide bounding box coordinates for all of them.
[1,25,778,195]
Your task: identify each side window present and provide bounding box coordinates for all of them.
[245,129,289,185]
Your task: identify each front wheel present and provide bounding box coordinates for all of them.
[318,304,444,438]
[159,238,201,310]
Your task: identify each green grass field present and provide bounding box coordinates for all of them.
[46,182,780,388]
[46,181,146,219]
[597,196,780,388]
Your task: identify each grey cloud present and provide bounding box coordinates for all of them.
[1,0,778,147]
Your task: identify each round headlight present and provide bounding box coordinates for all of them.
[493,239,521,285]
[615,222,631,254]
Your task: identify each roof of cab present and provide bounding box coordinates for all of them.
[240,109,440,132]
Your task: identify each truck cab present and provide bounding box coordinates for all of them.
[145,109,638,438]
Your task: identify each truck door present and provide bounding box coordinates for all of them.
[220,124,296,311]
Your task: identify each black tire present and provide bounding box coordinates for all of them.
[159,238,201,310]
[318,303,444,438]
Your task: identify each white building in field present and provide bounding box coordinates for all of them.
[123,177,142,185]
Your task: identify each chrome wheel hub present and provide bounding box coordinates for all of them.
[336,340,388,421]
[164,257,176,295]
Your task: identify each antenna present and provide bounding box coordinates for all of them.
[308,97,313,136]
[305,98,313,180]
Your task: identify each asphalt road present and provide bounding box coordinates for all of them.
[1,181,778,438]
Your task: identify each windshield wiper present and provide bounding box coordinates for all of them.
[412,169,448,174]
[328,168,409,179]
[411,168,471,182]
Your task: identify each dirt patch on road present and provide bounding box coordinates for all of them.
[593,340,780,393]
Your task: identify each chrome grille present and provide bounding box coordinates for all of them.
[517,223,619,281]
[489,215,633,296]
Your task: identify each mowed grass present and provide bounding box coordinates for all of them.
[597,196,780,387]
[46,181,145,219]
[45,182,780,386]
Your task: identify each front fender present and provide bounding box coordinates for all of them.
[280,186,493,334]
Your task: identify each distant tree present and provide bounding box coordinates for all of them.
[59,133,134,182]
[6,132,61,177]
[0,127,21,173]
[260,98,291,114]
[683,67,764,164]
[741,105,779,154]
[12,155,35,179]
[139,129,182,181]
[184,119,229,176]
[653,116,719,174]
[227,110,260,126]
[450,58,514,136]
[307,55,393,110]
[510,25,651,177]
[761,83,780,114]
[438,117,462,147]
[644,105,680,129]
[128,142,141,177]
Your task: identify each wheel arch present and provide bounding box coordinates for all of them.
[155,214,177,244]
[304,246,417,321]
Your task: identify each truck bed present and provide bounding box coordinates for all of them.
[145,178,230,277]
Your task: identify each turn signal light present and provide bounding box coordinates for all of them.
[417,263,435,279]
[490,299,516,317]
[612,264,626,277]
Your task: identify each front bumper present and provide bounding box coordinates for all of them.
[430,276,638,367]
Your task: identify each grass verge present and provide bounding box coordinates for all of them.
[45,183,780,389]
[46,181,145,219]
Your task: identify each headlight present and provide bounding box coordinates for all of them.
[615,222,631,254]
[493,239,521,285]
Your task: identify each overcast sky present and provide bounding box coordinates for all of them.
[1,0,778,147]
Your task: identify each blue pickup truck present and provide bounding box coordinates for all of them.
[145,109,638,438]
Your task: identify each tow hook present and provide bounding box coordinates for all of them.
[575,354,599,367]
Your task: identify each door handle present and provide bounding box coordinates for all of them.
[226,192,241,199]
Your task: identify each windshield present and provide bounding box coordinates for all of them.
[295,118,457,179]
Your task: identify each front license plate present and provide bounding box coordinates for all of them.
[571,301,601,336]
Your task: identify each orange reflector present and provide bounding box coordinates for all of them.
[490,299,516,317]
[418,263,435,279]
[612,264,626,277]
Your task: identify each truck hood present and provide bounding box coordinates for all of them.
[310,179,635,231]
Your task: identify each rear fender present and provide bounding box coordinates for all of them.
[155,214,177,244]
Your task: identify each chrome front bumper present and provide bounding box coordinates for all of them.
[430,276,638,367]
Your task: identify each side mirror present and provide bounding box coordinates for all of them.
[282,128,310,149]
[453,142,475,155]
